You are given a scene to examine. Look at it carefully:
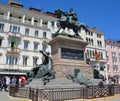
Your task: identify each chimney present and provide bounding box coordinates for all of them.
[8,0,12,4]
[29,7,42,13]
[9,0,23,8]
[93,27,96,30]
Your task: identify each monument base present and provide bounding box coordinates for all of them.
[49,34,93,79]
[53,59,93,78]
[26,78,102,89]
[26,78,82,89]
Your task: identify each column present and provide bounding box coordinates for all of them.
[7,11,10,20]
[40,19,42,27]
[31,17,34,25]
[47,21,51,28]
[22,15,25,23]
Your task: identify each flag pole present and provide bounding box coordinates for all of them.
[14,33,17,52]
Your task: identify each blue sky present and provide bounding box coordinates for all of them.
[1,0,120,40]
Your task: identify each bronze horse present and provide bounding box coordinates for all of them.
[54,9,88,37]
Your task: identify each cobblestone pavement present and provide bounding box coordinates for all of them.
[68,94,120,101]
[0,91,31,101]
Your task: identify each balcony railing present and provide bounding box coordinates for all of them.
[7,47,20,54]
[0,14,7,20]
[42,38,50,44]
[9,17,22,23]
[0,14,50,29]
[24,20,31,24]
[8,32,21,39]
[42,24,48,28]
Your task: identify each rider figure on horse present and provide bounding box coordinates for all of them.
[67,8,78,23]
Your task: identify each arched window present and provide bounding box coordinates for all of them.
[98,51,100,59]
[87,50,89,58]
[97,40,99,47]
[90,50,92,58]
[91,39,93,46]
[86,37,88,43]
[89,38,91,45]
[100,41,102,47]
[101,52,103,59]
[92,50,94,59]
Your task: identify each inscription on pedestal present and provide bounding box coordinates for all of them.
[61,47,84,60]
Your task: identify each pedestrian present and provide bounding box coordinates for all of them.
[21,78,26,87]
[12,76,17,85]
[6,76,10,91]
[0,76,7,91]
[19,78,22,87]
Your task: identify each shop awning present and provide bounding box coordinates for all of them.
[0,71,27,76]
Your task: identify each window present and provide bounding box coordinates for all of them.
[100,41,102,47]
[9,25,20,33]
[86,37,88,43]
[43,32,47,39]
[33,57,38,66]
[101,52,103,59]
[90,50,92,58]
[24,42,28,50]
[97,40,102,47]
[97,34,101,38]
[25,28,29,36]
[91,39,94,46]
[91,32,93,36]
[34,30,38,37]
[0,23,4,31]
[112,60,117,66]
[0,38,2,46]
[51,21,54,27]
[23,56,28,66]
[112,52,116,57]
[34,43,38,51]
[8,39,18,48]
[119,53,120,62]
[113,67,118,72]
[6,55,18,65]
[86,50,90,59]
[42,44,47,52]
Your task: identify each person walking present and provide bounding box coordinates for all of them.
[0,76,7,91]
[6,76,10,91]
[12,76,17,85]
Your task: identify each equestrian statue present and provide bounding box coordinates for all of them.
[54,8,88,37]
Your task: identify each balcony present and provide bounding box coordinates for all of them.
[8,32,21,40]
[9,17,22,23]
[42,24,48,28]
[0,14,7,20]
[6,47,20,55]
[113,65,118,68]
[42,38,50,44]
[24,20,31,24]
[34,22,39,26]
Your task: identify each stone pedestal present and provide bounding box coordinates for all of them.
[49,34,93,78]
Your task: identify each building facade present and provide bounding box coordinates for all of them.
[105,39,120,80]
[0,1,58,75]
[0,1,106,77]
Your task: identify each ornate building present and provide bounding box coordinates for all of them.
[0,1,106,78]
[0,1,58,75]
[81,27,106,75]
[105,39,120,81]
